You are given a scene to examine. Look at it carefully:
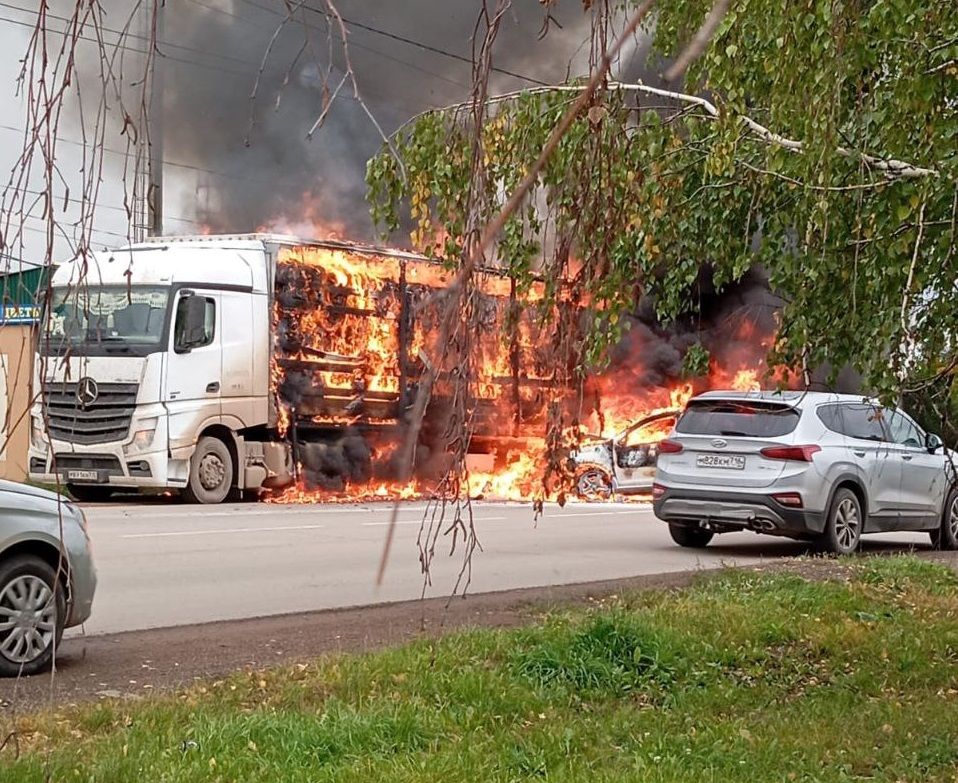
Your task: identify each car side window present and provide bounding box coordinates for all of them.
[817,403,887,441]
[885,409,924,448]
[816,405,842,433]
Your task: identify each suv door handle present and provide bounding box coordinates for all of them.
[901,454,913,461]
[852,450,866,457]
[206,382,220,393]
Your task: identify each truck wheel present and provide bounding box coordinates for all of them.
[930,489,958,551]
[817,487,862,555]
[183,436,233,504]
[67,485,113,504]
[0,555,66,677]
[668,523,714,548]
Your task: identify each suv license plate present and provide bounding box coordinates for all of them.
[66,469,99,482]
[696,454,745,470]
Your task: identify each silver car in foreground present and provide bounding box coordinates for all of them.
[0,480,96,675]
[653,391,957,555]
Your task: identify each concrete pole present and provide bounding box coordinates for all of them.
[147,0,165,237]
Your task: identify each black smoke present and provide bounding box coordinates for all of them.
[592,264,861,402]
[298,435,371,491]
[158,0,598,238]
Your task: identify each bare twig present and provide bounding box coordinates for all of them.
[245,1,305,147]
[377,0,513,590]
[897,199,927,381]
[739,161,893,192]
[305,72,348,138]
[309,0,406,182]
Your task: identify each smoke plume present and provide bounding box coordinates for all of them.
[158,0,598,238]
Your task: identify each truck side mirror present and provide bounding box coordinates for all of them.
[174,294,208,354]
[926,433,943,454]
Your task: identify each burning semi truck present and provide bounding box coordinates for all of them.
[28,234,566,503]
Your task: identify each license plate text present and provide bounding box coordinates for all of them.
[66,469,98,481]
[696,454,745,470]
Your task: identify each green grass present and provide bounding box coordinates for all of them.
[5,556,958,781]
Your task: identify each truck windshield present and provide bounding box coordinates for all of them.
[42,285,170,353]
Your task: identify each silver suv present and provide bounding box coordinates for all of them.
[653,391,957,555]
[0,480,96,675]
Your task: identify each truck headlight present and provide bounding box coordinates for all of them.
[127,419,158,452]
[133,428,156,450]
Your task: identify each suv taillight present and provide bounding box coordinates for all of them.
[760,445,821,462]
[658,439,684,454]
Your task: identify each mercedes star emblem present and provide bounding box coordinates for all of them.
[76,377,99,407]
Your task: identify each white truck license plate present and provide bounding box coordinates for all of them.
[696,454,745,470]
[66,469,98,481]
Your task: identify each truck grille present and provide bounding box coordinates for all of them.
[43,382,138,445]
[53,454,124,476]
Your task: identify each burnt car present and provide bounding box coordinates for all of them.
[570,410,678,499]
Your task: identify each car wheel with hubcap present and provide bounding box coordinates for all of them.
[574,466,612,500]
[668,523,714,548]
[0,555,65,677]
[183,436,233,504]
[818,487,862,555]
[930,488,958,551]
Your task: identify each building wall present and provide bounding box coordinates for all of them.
[0,325,35,481]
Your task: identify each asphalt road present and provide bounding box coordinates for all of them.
[76,500,932,636]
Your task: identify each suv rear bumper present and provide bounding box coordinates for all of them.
[653,487,826,536]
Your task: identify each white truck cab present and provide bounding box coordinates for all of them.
[29,235,292,502]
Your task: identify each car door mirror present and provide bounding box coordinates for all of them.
[174,294,208,354]
[926,433,943,454]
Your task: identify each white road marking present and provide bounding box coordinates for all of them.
[361,516,508,527]
[122,523,327,539]
[96,507,374,520]
[89,501,650,519]
[103,508,639,535]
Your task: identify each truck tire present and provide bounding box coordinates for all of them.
[67,485,113,503]
[183,436,233,504]
[0,555,66,677]
[668,523,714,548]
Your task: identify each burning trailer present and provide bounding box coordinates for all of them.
[271,242,572,497]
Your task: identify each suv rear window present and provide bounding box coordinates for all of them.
[675,400,800,438]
